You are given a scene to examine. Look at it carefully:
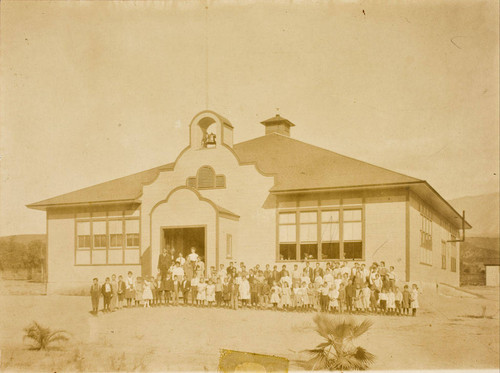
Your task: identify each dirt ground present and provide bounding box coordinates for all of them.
[0,281,499,371]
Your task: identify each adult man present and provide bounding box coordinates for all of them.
[226,262,237,278]
[313,262,324,278]
[304,261,314,282]
[187,247,199,271]
[263,264,272,284]
[280,264,289,278]
[158,248,172,280]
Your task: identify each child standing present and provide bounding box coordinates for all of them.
[320,282,329,312]
[142,277,153,308]
[307,283,316,311]
[410,284,419,316]
[190,275,199,305]
[378,288,388,315]
[281,282,291,311]
[240,276,251,308]
[270,282,281,310]
[328,285,339,313]
[387,287,396,315]
[134,277,143,307]
[345,280,355,313]
[361,283,371,313]
[338,283,346,313]
[197,278,207,306]
[301,282,309,311]
[215,278,223,307]
[223,277,231,307]
[90,278,100,316]
[117,275,126,309]
[402,285,411,315]
[395,287,403,315]
[110,274,118,311]
[101,277,113,312]
[172,275,180,305]
[206,279,215,307]
[125,271,135,308]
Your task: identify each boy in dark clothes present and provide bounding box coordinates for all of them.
[345,280,355,313]
[101,277,113,313]
[90,278,100,315]
[180,275,191,305]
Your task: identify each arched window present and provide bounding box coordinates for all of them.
[197,166,216,189]
[186,166,226,189]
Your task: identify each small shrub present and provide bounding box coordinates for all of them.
[23,321,70,350]
[305,313,375,371]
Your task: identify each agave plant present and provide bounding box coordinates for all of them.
[306,313,375,371]
[23,321,70,350]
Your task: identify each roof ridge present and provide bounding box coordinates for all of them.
[235,133,422,182]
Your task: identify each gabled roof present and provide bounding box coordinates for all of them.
[233,133,422,192]
[27,163,174,210]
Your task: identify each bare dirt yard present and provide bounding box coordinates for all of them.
[0,281,499,371]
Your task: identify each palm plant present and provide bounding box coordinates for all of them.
[23,321,70,350]
[305,313,375,371]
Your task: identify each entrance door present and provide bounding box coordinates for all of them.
[162,226,205,261]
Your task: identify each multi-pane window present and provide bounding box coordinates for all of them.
[278,207,363,260]
[420,203,433,265]
[321,210,340,259]
[343,209,362,259]
[279,212,297,260]
[75,211,140,265]
[450,237,457,272]
[300,211,318,260]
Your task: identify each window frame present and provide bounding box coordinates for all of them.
[276,200,365,262]
[74,211,141,266]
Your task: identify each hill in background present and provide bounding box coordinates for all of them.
[449,192,499,237]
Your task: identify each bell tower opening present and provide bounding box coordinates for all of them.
[189,111,234,150]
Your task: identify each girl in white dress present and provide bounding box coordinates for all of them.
[281,282,291,310]
[142,279,153,308]
[270,282,281,310]
[328,285,339,313]
[387,287,396,314]
[239,276,251,308]
[206,279,216,307]
[410,284,419,316]
[301,282,309,310]
[196,278,207,306]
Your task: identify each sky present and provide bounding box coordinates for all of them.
[0,0,498,236]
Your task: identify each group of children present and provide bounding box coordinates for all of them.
[90,259,421,316]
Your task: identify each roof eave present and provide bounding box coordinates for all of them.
[26,199,140,211]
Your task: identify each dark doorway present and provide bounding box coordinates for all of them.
[162,227,205,261]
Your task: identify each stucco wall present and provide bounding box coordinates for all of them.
[141,143,275,274]
[365,193,406,282]
[409,193,460,288]
[46,211,140,294]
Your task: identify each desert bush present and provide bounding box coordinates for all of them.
[23,321,70,350]
[305,313,375,371]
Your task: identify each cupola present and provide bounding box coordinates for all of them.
[261,114,295,137]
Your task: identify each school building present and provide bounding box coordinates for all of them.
[28,110,471,293]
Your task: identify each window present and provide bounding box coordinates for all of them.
[450,238,457,272]
[75,212,140,265]
[279,212,297,260]
[321,210,339,259]
[277,206,363,261]
[300,211,318,259]
[226,234,232,258]
[343,209,362,259]
[126,233,140,248]
[186,166,226,189]
[420,203,433,265]
[441,240,447,269]
[197,166,215,188]
[110,234,123,248]
[77,222,90,249]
